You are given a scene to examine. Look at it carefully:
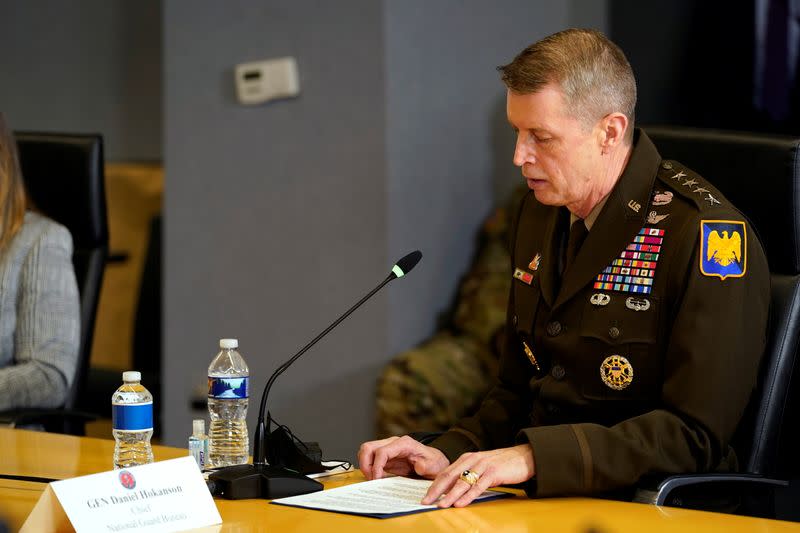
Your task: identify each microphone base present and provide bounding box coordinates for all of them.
[208,463,323,500]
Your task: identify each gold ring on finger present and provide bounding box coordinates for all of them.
[459,469,480,486]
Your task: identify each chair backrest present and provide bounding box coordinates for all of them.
[14,132,108,410]
[646,126,800,478]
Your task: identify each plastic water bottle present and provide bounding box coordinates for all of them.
[207,338,249,468]
[112,371,154,468]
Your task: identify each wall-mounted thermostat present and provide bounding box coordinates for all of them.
[235,56,300,105]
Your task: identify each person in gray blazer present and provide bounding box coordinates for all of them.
[0,113,80,410]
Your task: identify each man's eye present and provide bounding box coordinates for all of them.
[534,135,552,143]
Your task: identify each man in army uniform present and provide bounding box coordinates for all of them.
[358,28,769,506]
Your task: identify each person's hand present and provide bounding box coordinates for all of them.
[358,435,450,480]
[421,444,535,508]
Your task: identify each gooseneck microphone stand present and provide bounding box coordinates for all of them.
[208,251,422,500]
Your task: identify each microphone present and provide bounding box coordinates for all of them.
[208,251,422,500]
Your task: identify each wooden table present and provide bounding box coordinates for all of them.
[2,428,799,532]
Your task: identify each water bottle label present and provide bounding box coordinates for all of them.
[112,402,153,431]
[208,376,249,399]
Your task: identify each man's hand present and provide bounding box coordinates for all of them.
[358,435,450,480]
[421,444,535,508]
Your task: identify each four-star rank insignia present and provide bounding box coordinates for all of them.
[700,220,747,280]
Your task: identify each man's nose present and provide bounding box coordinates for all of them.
[513,137,533,167]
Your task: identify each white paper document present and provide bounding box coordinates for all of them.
[271,476,511,518]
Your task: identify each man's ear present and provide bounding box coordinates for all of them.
[598,112,629,152]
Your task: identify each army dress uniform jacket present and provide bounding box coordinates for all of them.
[430,130,770,497]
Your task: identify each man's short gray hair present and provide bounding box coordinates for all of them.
[498,28,637,143]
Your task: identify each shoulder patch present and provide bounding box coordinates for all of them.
[657,160,723,210]
[700,220,747,280]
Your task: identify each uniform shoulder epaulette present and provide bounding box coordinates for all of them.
[656,160,724,211]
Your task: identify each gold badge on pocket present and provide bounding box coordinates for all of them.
[600,355,634,390]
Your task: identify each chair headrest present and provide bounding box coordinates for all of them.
[646,126,800,275]
[14,132,108,250]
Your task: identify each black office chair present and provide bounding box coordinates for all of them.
[74,214,162,433]
[644,126,800,517]
[0,132,108,435]
[132,214,162,434]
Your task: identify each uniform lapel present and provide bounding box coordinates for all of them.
[553,131,661,310]
[538,207,568,308]
[512,192,564,313]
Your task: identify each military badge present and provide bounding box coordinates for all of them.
[528,253,541,271]
[627,200,641,213]
[590,293,611,306]
[625,296,650,311]
[700,220,746,280]
[513,267,533,285]
[652,191,673,206]
[646,211,669,225]
[600,355,634,390]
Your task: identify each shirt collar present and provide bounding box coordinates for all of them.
[569,191,610,231]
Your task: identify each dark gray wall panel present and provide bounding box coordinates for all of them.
[0,0,162,160]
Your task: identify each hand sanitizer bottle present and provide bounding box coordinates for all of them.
[189,419,209,469]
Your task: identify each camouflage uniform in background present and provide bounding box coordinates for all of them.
[376,187,526,438]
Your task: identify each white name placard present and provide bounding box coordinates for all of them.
[22,456,222,533]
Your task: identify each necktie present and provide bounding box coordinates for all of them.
[564,220,588,274]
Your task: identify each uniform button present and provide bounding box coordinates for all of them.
[551,365,566,380]
[608,326,621,339]
[662,160,673,170]
[546,321,562,336]
[512,315,518,326]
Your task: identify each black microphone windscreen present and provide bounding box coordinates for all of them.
[392,250,422,278]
